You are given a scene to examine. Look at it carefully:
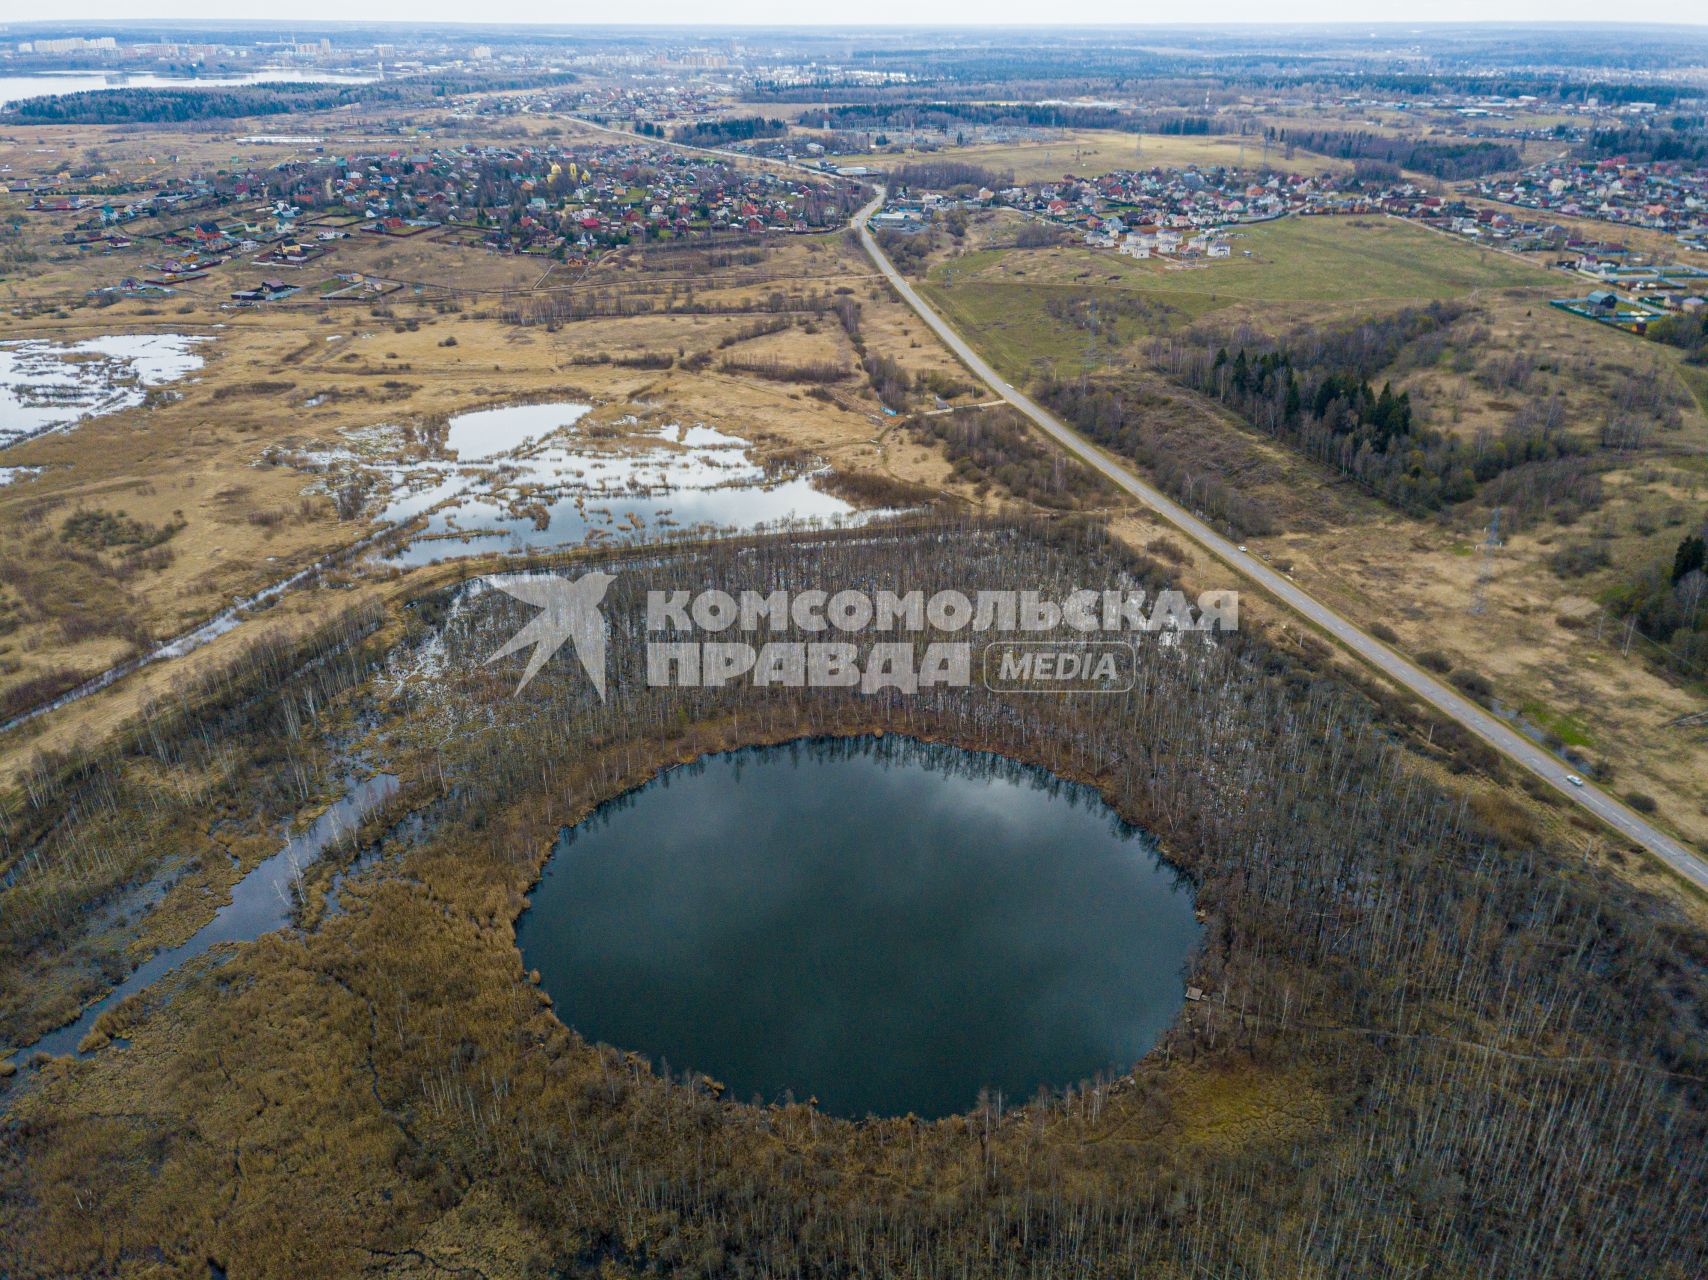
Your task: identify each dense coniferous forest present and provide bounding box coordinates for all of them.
[1135,306,1599,524]
[669,116,787,147]
[1275,129,1522,179]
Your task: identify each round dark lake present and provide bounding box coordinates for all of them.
[516,735,1199,1118]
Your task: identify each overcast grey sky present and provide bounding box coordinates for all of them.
[15,4,1708,25]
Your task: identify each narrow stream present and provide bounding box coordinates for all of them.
[0,528,396,736]
[14,773,399,1064]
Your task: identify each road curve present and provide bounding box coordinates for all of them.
[854,192,1708,894]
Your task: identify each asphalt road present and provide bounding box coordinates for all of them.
[853,192,1708,894]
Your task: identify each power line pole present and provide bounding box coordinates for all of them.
[1470,507,1501,616]
[1083,296,1101,373]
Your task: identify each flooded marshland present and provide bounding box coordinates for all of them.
[364,402,870,565]
[17,773,399,1064]
[0,333,208,450]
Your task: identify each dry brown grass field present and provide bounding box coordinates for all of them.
[0,130,991,782]
[823,127,1354,183]
[915,211,1708,855]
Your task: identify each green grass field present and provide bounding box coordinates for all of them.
[918,215,1558,381]
[1678,363,1708,419]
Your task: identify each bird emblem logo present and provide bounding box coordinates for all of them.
[483,570,616,698]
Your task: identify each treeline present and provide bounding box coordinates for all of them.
[1649,308,1708,363]
[821,100,1212,136]
[1581,122,1708,164]
[893,160,1013,192]
[719,356,850,384]
[1607,519,1708,674]
[906,404,1115,509]
[1032,375,1281,537]
[670,116,787,147]
[0,70,577,125]
[499,284,849,328]
[1148,115,1215,135]
[1279,128,1522,179]
[1147,305,1600,523]
[1310,73,1699,106]
[2,82,384,124]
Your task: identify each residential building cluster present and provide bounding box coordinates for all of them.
[16,36,118,55]
[882,166,1383,258]
[18,139,865,304]
[1469,159,1708,242]
[252,142,861,253]
[506,83,725,128]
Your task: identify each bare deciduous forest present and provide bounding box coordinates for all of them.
[2,519,1703,1277]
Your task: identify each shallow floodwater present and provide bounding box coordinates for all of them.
[0,333,207,449]
[516,737,1198,1119]
[381,406,865,565]
[443,400,590,461]
[20,773,398,1063]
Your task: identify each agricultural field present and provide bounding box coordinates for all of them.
[826,127,1351,183]
[910,213,1550,380]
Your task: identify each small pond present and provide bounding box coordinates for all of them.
[516,736,1198,1119]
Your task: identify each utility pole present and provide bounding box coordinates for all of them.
[1470,507,1501,616]
[1082,296,1101,373]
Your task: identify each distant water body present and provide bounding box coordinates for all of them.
[517,736,1199,1119]
[0,70,371,108]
